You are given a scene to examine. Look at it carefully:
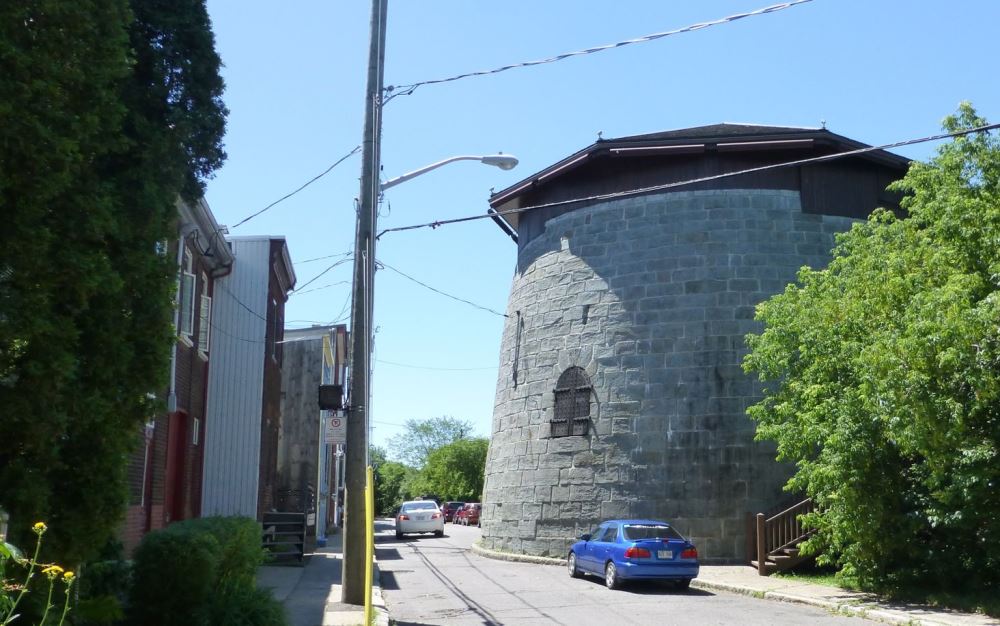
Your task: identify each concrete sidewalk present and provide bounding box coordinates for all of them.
[472,543,1000,626]
[257,529,389,626]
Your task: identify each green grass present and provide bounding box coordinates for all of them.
[773,566,999,618]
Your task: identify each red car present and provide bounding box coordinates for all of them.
[457,502,481,527]
[442,501,465,523]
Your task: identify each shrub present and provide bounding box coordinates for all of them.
[175,517,265,586]
[203,584,288,626]
[127,526,219,626]
[125,517,268,626]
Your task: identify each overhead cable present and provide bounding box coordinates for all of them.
[376,260,508,318]
[230,146,360,229]
[377,123,1000,238]
[292,256,354,294]
[376,358,498,372]
[384,0,814,102]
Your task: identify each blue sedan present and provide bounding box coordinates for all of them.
[567,519,699,590]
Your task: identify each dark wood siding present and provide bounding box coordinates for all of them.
[513,148,906,251]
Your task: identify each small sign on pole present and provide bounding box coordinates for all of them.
[325,414,346,444]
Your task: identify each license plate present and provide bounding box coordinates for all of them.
[417,515,428,521]
[657,550,673,559]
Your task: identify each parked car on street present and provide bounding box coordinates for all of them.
[567,519,699,590]
[456,502,481,527]
[442,501,465,523]
[395,500,444,539]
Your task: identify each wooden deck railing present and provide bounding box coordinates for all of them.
[752,498,814,576]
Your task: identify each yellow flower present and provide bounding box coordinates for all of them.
[42,565,64,580]
[63,571,75,583]
[32,522,47,535]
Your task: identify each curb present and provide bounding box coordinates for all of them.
[469,543,992,626]
[470,541,566,566]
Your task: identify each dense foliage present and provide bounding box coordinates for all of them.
[127,517,282,626]
[374,419,488,513]
[387,416,474,468]
[371,446,413,516]
[411,438,488,502]
[744,104,1000,593]
[0,0,226,567]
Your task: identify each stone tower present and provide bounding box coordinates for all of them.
[482,124,909,562]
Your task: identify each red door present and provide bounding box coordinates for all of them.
[164,412,188,524]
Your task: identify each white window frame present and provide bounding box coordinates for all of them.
[179,248,196,337]
[197,272,211,355]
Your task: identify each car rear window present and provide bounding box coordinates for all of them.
[401,502,438,512]
[622,524,683,541]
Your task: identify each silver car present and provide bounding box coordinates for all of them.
[395,500,444,539]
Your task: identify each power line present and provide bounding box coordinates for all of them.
[230,146,360,229]
[297,250,353,265]
[290,280,352,297]
[215,280,268,321]
[376,260,508,318]
[375,358,498,372]
[292,256,354,294]
[209,318,263,344]
[383,0,813,102]
[377,123,1000,239]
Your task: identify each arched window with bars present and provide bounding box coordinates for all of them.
[552,366,591,437]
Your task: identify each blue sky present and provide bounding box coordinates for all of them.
[203,0,1000,452]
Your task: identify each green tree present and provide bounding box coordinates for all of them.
[743,104,1000,594]
[387,416,475,468]
[418,438,488,502]
[0,0,227,567]
[370,446,414,515]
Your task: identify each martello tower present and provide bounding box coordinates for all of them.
[482,124,909,562]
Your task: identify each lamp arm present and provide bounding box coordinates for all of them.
[380,156,481,191]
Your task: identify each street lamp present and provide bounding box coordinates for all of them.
[380,154,519,190]
[342,151,518,604]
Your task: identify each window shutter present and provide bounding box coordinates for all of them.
[179,272,195,335]
[198,294,212,352]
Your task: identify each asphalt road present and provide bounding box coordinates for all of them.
[375,519,879,626]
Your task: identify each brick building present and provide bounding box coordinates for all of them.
[123,198,233,553]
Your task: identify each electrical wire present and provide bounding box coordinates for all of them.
[290,280,352,296]
[209,318,263,344]
[376,260,508,318]
[297,250,353,264]
[215,280,268,322]
[383,0,813,103]
[377,123,1000,239]
[230,146,360,229]
[292,256,354,294]
[375,358,498,371]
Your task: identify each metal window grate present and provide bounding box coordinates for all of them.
[552,367,591,437]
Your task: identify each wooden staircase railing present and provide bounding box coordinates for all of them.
[262,511,306,564]
[749,498,815,576]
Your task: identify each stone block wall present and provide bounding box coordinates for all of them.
[482,189,855,562]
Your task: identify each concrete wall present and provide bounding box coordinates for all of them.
[483,189,855,562]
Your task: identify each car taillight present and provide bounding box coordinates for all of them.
[398,515,409,521]
[681,547,698,559]
[624,547,651,559]
[431,513,441,519]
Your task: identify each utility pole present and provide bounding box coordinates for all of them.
[342,0,387,605]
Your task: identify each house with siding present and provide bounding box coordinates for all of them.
[123,198,233,553]
[278,324,348,547]
[201,236,296,519]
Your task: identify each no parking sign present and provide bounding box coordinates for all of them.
[325,414,346,444]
